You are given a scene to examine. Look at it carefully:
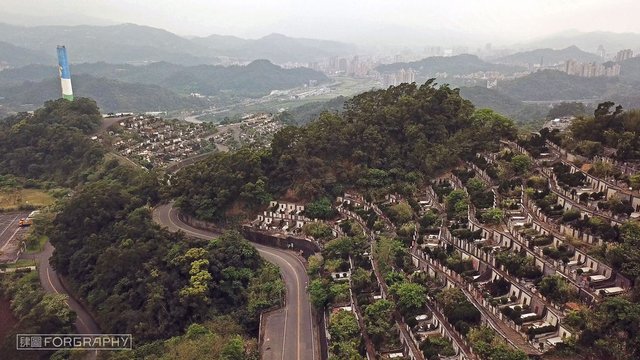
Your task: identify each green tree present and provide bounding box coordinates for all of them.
[306,197,336,219]
[538,275,574,304]
[389,202,414,225]
[364,299,395,344]
[607,222,640,279]
[629,174,640,190]
[481,208,503,225]
[510,154,532,174]
[389,281,427,315]
[220,335,245,360]
[308,279,329,309]
[329,310,360,342]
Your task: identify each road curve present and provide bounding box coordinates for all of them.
[23,242,101,335]
[153,203,316,360]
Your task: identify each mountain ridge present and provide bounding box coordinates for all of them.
[495,46,602,66]
[0,22,356,65]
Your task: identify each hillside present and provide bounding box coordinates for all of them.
[621,57,640,82]
[459,86,546,126]
[0,23,217,65]
[524,30,640,53]
[277,96,348,125]
[0,41,53,67]
[0,98,103,185]
[0,60,329,97]
[0,23,355,65]
[193,33,357,63]
[497,70,614,101]
[495,46,601,66]
[376,54,524,77]
[0,74,207,112]
[171,81,516,219]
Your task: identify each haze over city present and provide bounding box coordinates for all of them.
[2,0,640,46]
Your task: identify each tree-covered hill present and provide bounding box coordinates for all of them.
[0,40,53,67]
[0,22,217,65]
[497,70,613,101]
[0,98,104,186]
[193,32,357,63]
[0,22,355,65]
[376,54,525,77]
[459,86,546,126]
[0,98,283,351]
[0,60,329,102]
[0,74,207,113]
[276,96,348,125]
[495,46,601,66]
[170,80,516,221]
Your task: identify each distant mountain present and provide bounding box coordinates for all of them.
[0,23,217,65]
[192,33,357,63]
[0,60,329,97]
[460,86,527,115]
[0,12,117,27]
[523,31,640,53]
[376,54,525,78]
[497,70,613,101]
[0,74,206,113]
[620,57,640,82]
[495,46,602,66]
[0,22,356,66]
[0,41,54,67]
[459,86,546,126]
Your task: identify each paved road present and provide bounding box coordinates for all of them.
[0,212,28,262]
[22,242,101,359]
[32,242,101,334]
[153,203,316,360]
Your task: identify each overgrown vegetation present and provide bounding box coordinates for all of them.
[172,81,516,221]
[0,98,104,186]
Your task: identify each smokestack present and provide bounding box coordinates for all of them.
[56,45,74,101]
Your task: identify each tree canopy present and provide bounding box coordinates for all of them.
[0,98,103,186]
[171,81,516,220]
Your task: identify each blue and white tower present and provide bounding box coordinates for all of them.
[56,45,74,101]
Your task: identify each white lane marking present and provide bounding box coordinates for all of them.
[261,250,302,360]
[46,266,89,331]
[0,227,22,252]
[46,267,60,294]
[0,214,19,240]
[164,208,309,360]
[281,308,288,360]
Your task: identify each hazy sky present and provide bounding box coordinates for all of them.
[3,0,640,45]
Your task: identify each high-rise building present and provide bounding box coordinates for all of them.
[338,58,348,74]
[565,59,620,77]
[597,45,606,60]
[615,49,633,63]
[56,45,73,101]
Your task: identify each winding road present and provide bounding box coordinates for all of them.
[153,203,316,360]
[21,242,101,359]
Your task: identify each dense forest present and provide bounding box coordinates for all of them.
[0,99,283,358]
[276,95,348,125]
[459,86,547,127]
[495,46,602,66]
[171,81,516,221]
[0,272,76,360]
[0,59,329,99]
[553,101,640,160]
[376,54,524,77]
[0,74,208,113]
[0,98,104,186]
